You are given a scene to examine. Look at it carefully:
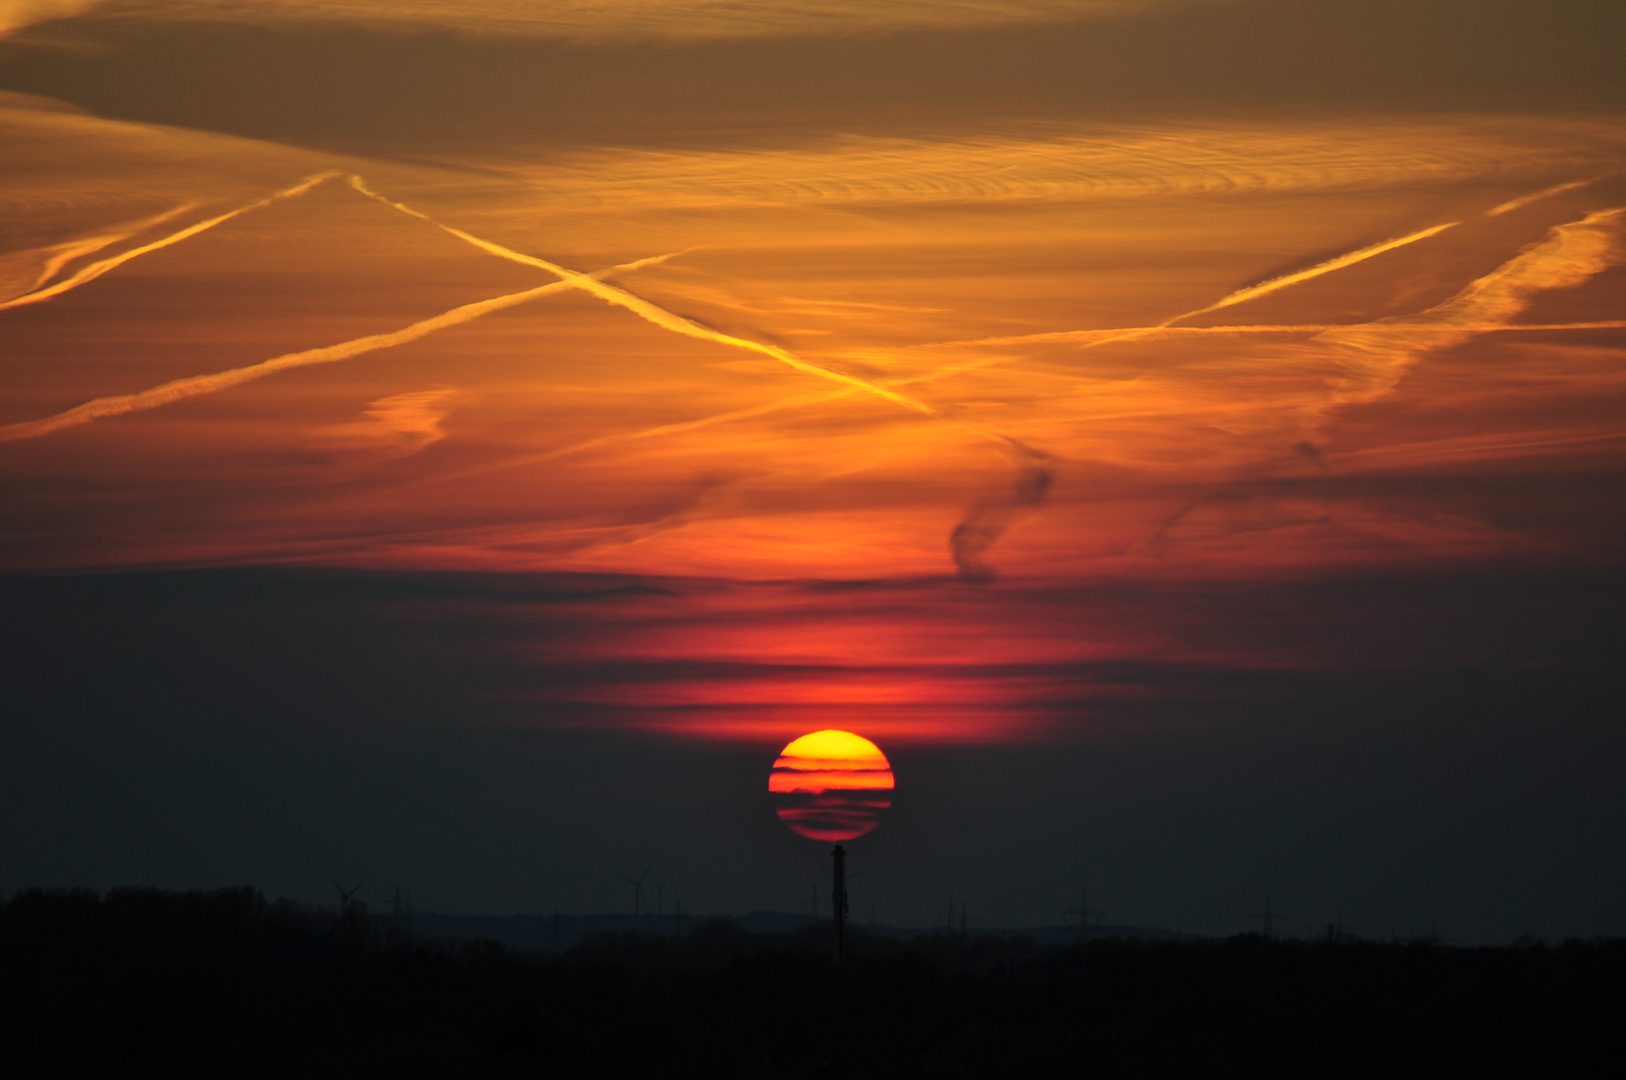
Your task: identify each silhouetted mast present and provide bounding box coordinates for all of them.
[831,844,849,968]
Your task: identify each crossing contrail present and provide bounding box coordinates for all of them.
[0,252,675,443]
[347,176,945,421]
[0,173,339,312]
[13,167,1598,581]
[349,175,1059,578]
[5,201,198,302]
[1313,206,1626,409]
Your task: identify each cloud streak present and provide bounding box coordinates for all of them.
[320,387,464,457]
[0,172,337,312]
[0,0,105,37]
[97,0,1217,41]
[921,218,1463,354]
[1169,222,1461,323]
[1487,178,1598,217]
[346,176,946,421]
[348,175,1060,579]
[1315,207,1626,409]
[0,252,674,442]
[1,200,196,302]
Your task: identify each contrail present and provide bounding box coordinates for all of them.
[916,221,1462,353]
[1487,179,1598,217]
[0,253,674,443]
[1139,206,1626,548]
[1314,207,1626,409]
[5,201,198,302]
[1170,222,1460,323]
[349,175,1058,580]
[496,391,853,468]
[347,176,943,420]
[0,173,339,312]
[913,318,1626,352]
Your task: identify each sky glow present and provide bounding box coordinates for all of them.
[1,0,1623,938]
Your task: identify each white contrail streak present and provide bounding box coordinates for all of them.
[346,175,946,422]
[1487,179,1597,217]
[1313,207,1626,408]
[0,252,674,443]
[1171,222,1460,322]
[0,173,339,312]
[917,318,1626,350]
[6,201,199,302]
[918,221,1461,353]
[345,176,1056,578]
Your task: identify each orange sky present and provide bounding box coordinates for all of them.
[2,3,1624,747]
[5,0,1626,940]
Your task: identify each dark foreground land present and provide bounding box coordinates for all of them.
[3,888,1624,1079]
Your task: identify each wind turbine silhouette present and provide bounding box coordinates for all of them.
[623,862,653,921]
[331,879,363,916]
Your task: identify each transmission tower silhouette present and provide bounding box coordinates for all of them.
[386,885,413,934]
[1063,889,1103,942]
[1248,894,1287,936]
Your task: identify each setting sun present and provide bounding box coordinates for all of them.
[769,730,895,842]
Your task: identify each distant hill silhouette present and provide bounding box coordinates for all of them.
[414,909,1198,952]
[3,886,1623,1078]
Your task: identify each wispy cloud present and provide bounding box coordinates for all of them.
[319,387,464,457]
[349,175,1062,580]
[477,125,1622,210]
[94,1,1219,41]
[1316,207,1625,410]
[0,0,105,38]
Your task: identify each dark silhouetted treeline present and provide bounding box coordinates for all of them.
[3,887,1624,1078]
